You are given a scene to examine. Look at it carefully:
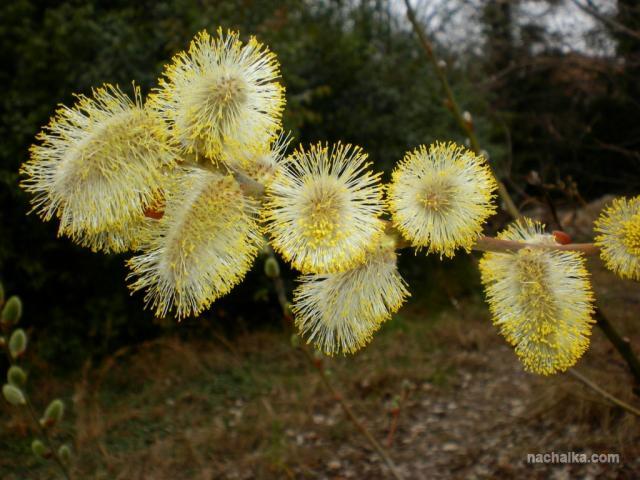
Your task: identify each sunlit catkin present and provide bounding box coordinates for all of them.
[263,142,385,274]
[594,196,640,281]
[73,214,158,254]
[149,29,284,161]
[127,166,260,318]
[224,132,290,185]
[479,218,594,375]
[292,238,409,355]
[388,142,497,257]
[21,84,175,251]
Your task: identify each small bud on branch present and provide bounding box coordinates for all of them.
[1,296,22,325]
[9,329,27,359]
[2,384,26,406]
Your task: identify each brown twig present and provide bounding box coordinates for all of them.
[567,369,640,417]
[386,391,406,449]
[403,0,521,220]
[388,221,600,255]
[264,248,404,480]
[472,236,599,255]
[594,308,640,393]
[386,408,400,448]
[303,347,404,480]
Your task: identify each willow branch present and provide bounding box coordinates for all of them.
[472,236,599,255]
[1,342,72,480]
[403,0,521,220]
[389,225,601,256]
[25,398,72,480]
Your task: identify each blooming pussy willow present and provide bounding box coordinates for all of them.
[73,190,166,253]
[292,238,409,355]
[479,218,595,375]
[127,166,260,318]
[150,29,284,161]
[74,215,156,254]
[594,196,640,281]
[20,84,175,247]
[263,142,385,273]
[387,142,497,258]
[224,132,290,185]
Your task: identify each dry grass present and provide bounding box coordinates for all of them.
[1,258,639,478]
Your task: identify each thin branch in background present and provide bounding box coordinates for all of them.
[23,398,72,480]
[403,0,521,220]
[264,248,405,480]
[567,369,640,417]
[569,0,640,42]
[594,307,640,391]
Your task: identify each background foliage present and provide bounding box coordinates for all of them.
[1,0,638,363]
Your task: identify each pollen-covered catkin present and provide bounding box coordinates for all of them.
[594,196,640,281]
[127,166,260,318]
[224,132,290,185]
[149,29,285,161]
[293,238,409,355]
[479,218,595,375]
[263,142,385,274]
[21,84,175,252]
[388,142,497,257]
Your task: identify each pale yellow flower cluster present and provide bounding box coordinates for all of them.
[21,28,617,369]
[22,85,174,253]
[479,219,595,375]
[22,29,285,319]
[594,196,640,281]
[388,142,497,258]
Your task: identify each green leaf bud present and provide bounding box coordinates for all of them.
[58,444,72,464]
[9,329,27,359]
[7,365,27,387]
[2,384,26,406]
[1,296,22,325]
[264,257,280,279]
[31,439,47,459]
[42,399,65,427]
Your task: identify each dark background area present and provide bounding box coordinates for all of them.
[1,0,638,364]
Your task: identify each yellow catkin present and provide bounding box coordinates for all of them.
[479,218,595,375]
[292,239,409,355]
[20,84,175,252]
[127,165,260,319]
[387,141,497,258]
[263,142,385,274]
[149,29,285,162]
[594,196,640,281]
[223,131,290,185]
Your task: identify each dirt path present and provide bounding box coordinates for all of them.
[326,343,639,479]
